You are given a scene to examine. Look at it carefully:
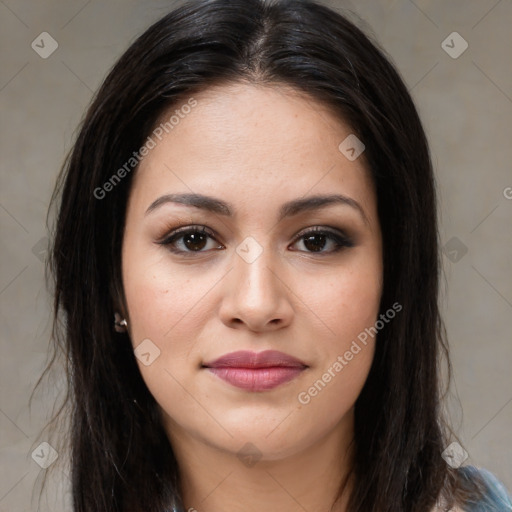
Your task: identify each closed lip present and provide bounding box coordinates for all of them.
[202,350,308,369]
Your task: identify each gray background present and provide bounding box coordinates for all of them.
[1,0,511,510]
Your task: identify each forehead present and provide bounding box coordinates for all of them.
[149,82,357,166]
[128,82,375,220]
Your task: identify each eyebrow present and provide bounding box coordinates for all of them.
[145,192,368,224]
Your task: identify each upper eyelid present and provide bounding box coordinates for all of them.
[158,225,352,249]
[159,225,217,242]
[160,224,347,239]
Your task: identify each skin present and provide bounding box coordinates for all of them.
[121,82,383,512]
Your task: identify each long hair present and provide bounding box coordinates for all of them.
[37,0,487,510]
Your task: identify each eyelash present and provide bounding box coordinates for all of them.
[157,225,354,256]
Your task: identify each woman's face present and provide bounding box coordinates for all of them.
[121,83,383,460]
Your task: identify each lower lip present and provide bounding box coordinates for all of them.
[205,366,305,391]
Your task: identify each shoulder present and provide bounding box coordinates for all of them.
[434,465,512,512]
[458,465,512,511]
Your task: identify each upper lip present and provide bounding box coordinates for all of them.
[202,350,307,369]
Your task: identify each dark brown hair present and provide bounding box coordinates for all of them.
[36,0,488,510]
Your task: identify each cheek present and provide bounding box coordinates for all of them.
[296,254,382,407]
[122,248,210,412]
[294,283,378,443]
[307,259,382,344]
[122,245,212,342]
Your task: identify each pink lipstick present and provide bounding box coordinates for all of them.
[202,350,307,392]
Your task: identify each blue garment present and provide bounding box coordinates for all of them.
[457,465,512,511]
[169,465,512,511]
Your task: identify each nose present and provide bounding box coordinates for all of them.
[218,241,294,332]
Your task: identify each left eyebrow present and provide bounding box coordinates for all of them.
[145,192,368,224]
[278,194,368,225]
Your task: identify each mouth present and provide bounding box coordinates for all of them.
[202,350,308,392]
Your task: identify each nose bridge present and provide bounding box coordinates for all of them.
[234,234,281,302]
[220,234,293,330]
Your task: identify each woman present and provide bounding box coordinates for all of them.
[39,0,511,511]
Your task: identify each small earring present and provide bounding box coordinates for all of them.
[114,312,128,332]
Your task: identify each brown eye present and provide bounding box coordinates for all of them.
[158,226,223,254]
[158,225,353,256]
[290,228,354,254]
[303,233,328,252]
[181,231,209,251]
